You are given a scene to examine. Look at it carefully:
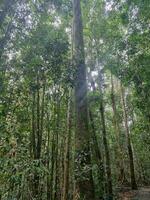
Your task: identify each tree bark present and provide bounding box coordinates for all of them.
[120,84,138,190]
[31,91,36,159]
[88,71,105,199]
[62,90,72,200]
[89,110,105,199]
[98,69,113,200]
[111,74,126,184]
[46,111,51,200]
[73,0,95,199]
[54,92,61,200]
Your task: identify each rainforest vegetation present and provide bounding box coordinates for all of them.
[0,0,150,199]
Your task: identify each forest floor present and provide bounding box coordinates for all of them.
[117,187,150,200]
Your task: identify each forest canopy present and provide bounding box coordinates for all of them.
[0,0,150,200]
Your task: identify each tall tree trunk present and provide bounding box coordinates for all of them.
[33,72,41,199]
[31,91,36,159]
[73,0,95,199]
[98,69,113,200]
[54,93,61,200]
[88,71,105,199]
[62,90,72,200]
[111,74,126,184]
[120,84,138,190]
[36,72,41,159]
[50,132,55,200]
[47,111,51,200]
[89,110,105,199]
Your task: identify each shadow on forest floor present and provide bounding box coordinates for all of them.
[117,187,150,200]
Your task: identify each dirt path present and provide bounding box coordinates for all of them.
[118,187,150,200]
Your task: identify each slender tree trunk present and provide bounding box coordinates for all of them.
[88,71,105,199]
[89,110,105,199]
[60,135,65,199]
[98,69,113,200]
[40,78,45,154]
[121,84,138,190]
[73,0,95,199]
[32,72,41,199]
[31,91,36,159]
[47,112,51,200]
[50,131,55,200]
[111,74,126,183]
[62,90,72,200]
[36,72,41,159]
[54,129,59,200]
[54,94,61,200]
